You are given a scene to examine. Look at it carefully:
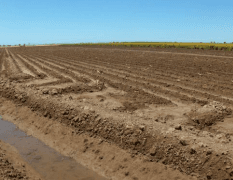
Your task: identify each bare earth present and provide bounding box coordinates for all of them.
[0,139,43,180]
[1,46,233,179]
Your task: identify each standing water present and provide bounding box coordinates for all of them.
[0,117,107,180]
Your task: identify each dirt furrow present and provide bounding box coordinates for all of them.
[0,72,233,180]
[3,57,12,77]
[77,46,233,59]
[33,56,91,84]
[45,53,233,101]
[32,53,232,105]
[80,56,233,88]
[18,55,71,83]
[0,52,4,72]
[60,47,233,77]
[12,47,233,105]
[17,54,93,86]
[14,47,233,87]
[8,51,35,77]
[16,54,49,78]
[26,53,212,105]
[83,60,233,98]
[25,53,98,84]
[18,49,233,106]
[23,55,84,84]
[40,48,233,91]
[9,55,23,74]
[1,56,6,71]
[2,51,21,78]
[7,56,21,75]
[4,48,10,57]
[21,52,174,105]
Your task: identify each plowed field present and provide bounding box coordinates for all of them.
[1,46,233,180]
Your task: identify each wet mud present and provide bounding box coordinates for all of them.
[0,118,106,180]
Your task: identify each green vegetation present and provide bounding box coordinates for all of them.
[60,42,233,51]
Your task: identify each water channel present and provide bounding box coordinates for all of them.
[0,118,107,180]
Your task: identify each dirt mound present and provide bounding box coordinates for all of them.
[9,73,34,81]
[0,81,232,179]
[3,46,233,179]
[187,101,232,128]
[39,84,105,96]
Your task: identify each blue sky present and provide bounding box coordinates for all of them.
[0,0,232,45]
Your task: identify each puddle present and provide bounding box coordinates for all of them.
[0,118,107,180]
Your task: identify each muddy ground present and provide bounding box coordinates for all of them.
[0,97,197,180]
[0,139,43,180]
[1,46,233,179]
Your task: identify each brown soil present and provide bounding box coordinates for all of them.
[1,46,233,179]
[0,97,197,180]
[0,140,43,180]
